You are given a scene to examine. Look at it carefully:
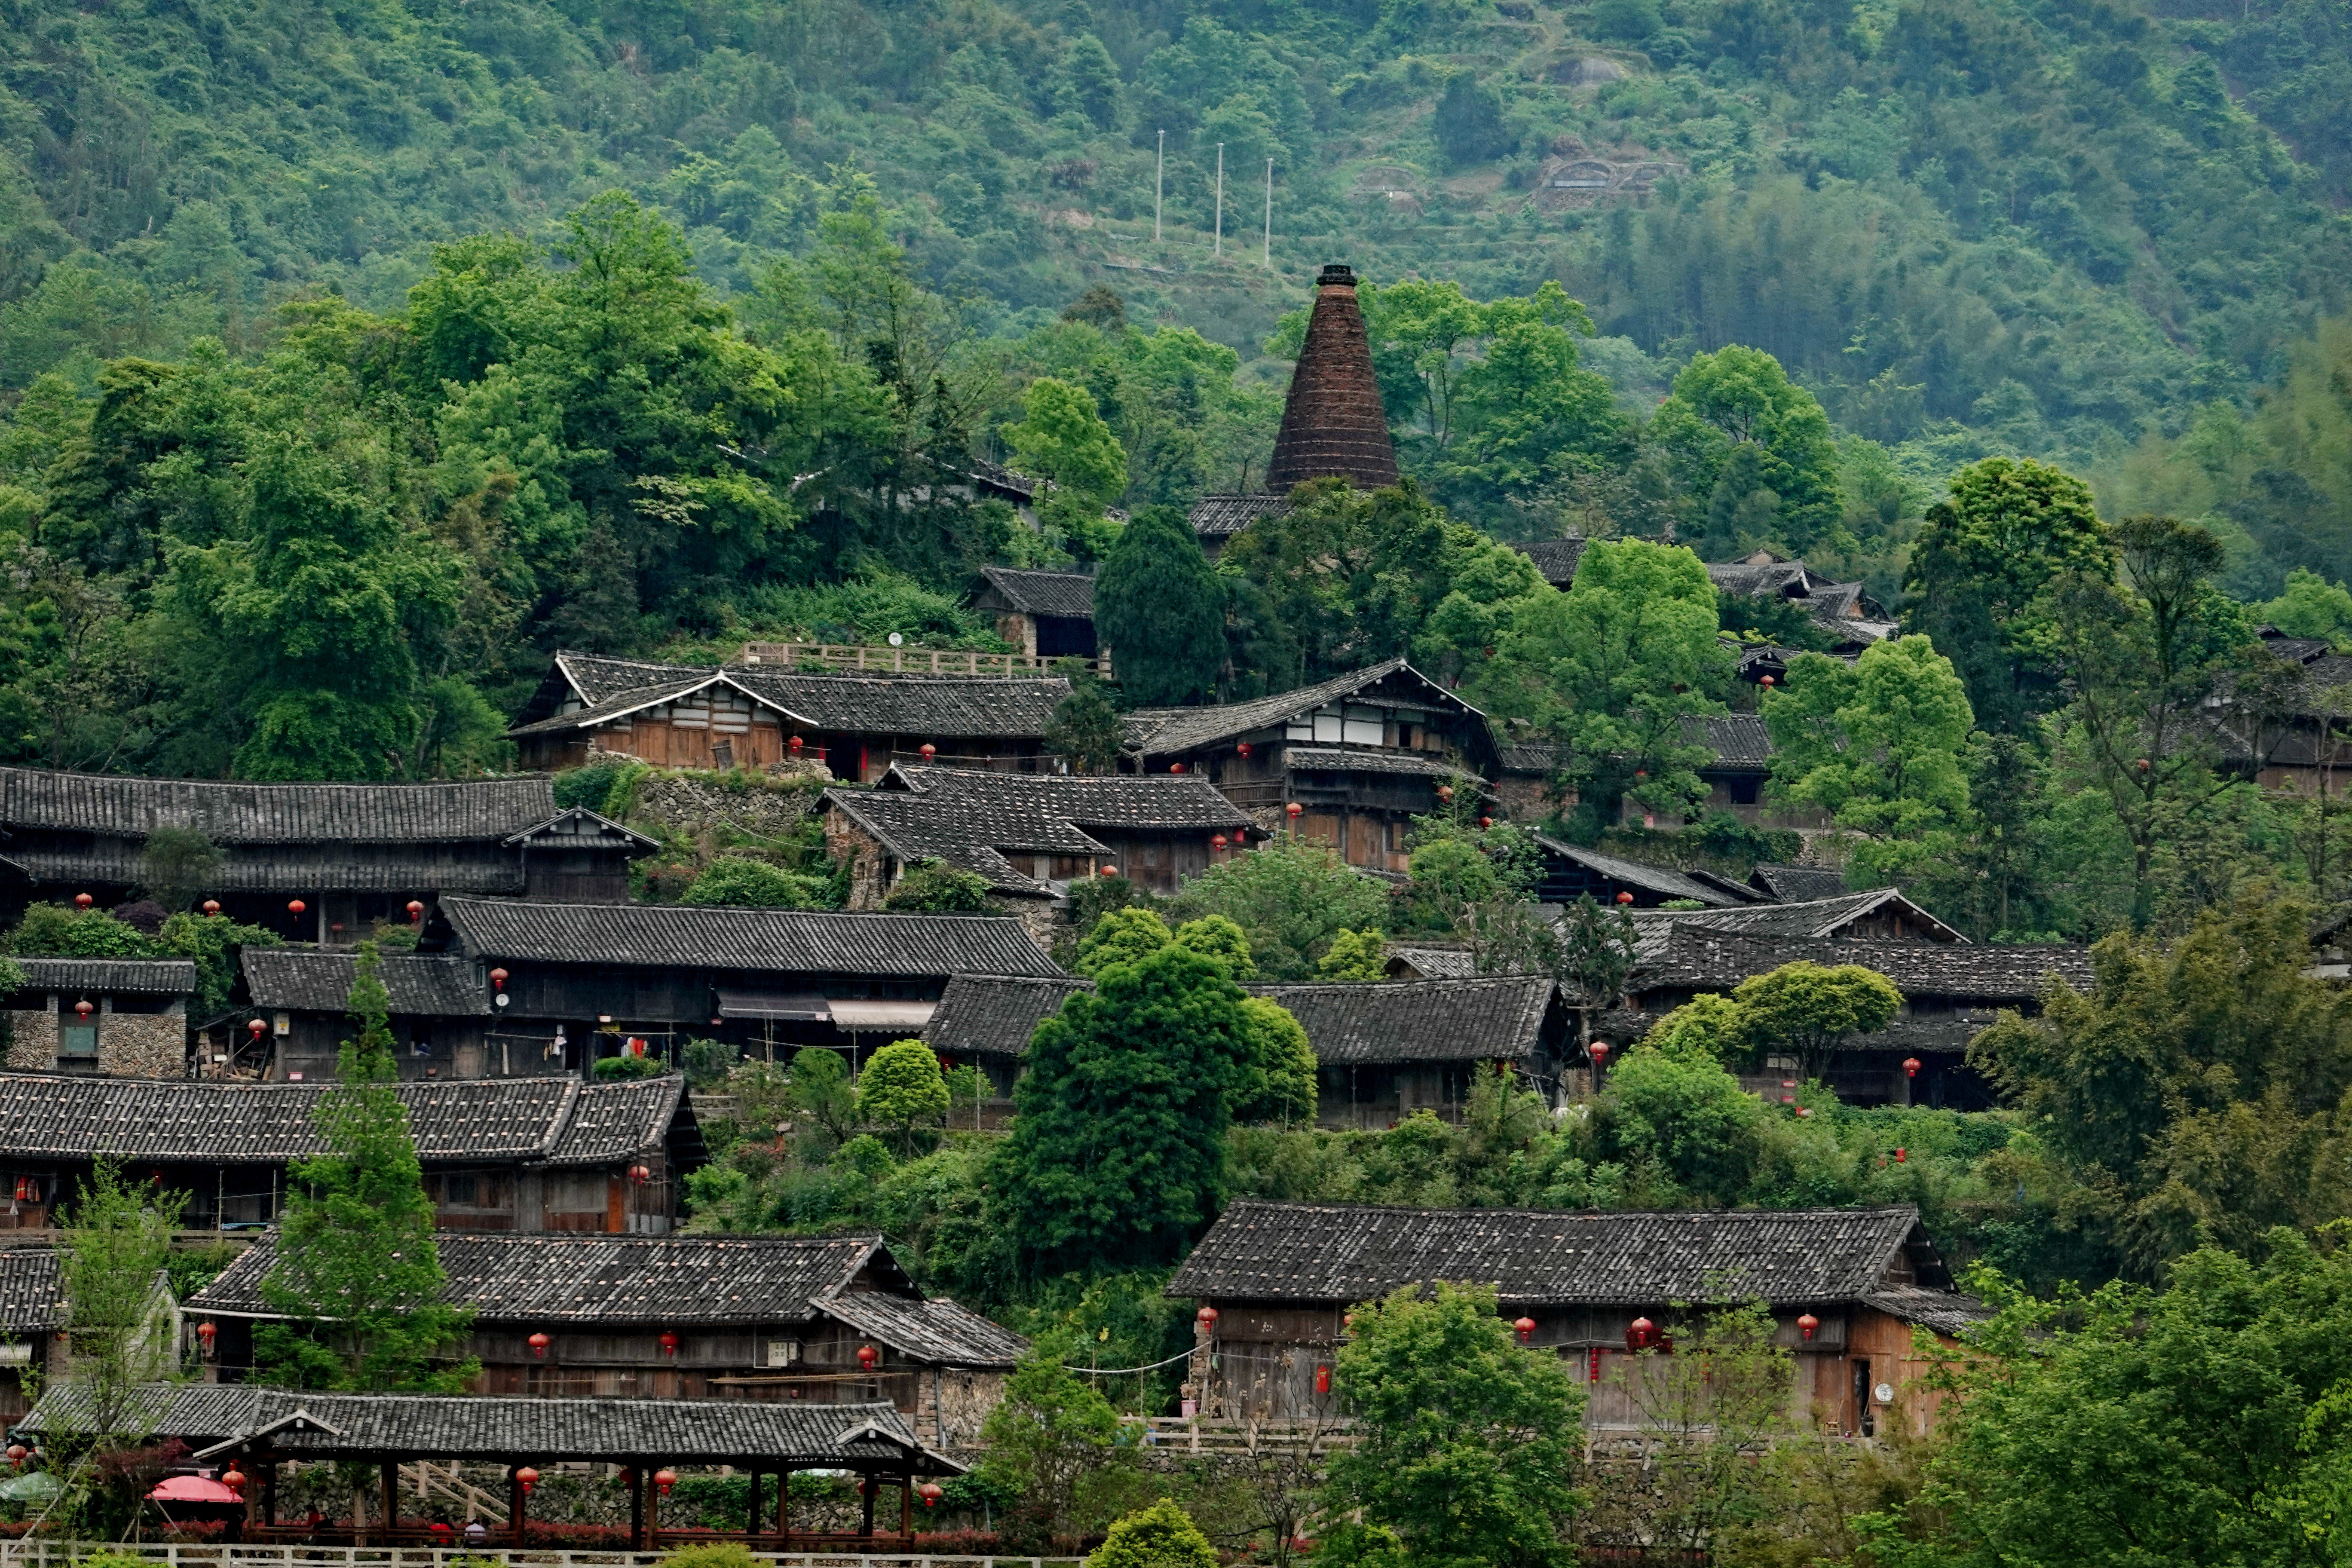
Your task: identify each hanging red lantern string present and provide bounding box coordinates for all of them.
[857,1344,879,1369]
[528,1332,551,1359]
[1512,1317,1536,1344]
[516,1467,539,1496]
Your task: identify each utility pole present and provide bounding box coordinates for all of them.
[1264,159,1273,268]
[1155,130,1164,244]
[1214,143,1225,258]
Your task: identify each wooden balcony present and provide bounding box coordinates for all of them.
[738,643,1111,680]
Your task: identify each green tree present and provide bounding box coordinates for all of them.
[1902,456,2113,733]
[996,945,1254,1271]
[1650,346,1843,556]
[1640,992,1749,1067]
[254,944,476,1390]
[1433,73,1515,168]
[1234,995,1317,1124]
[681,856,826,908]
[155,910,282,1019]
[1471,537,1727,821]
[1004,377,1128,508]
[57,1158,181,1442]
[977,1357,1132,1550]
[1096,505,1225,706]
[5,903,157,958]
[785,1046,861,1152]
[1764,635,1975,880]
[1315,928,1390,981]
[1321,1280,1586,1568]
[1731,961,1902,1082]
[1045,668,1127,774]
[854,1038,951,1156]
[1075,906,1173,977]
[1172,914,1256,979]
[1172,839,1391,980]
[1607,1300,1797,1557]
[1590,1041,1763,1204]
[1906,1232,2352,1568]
[2256,568,2352,648]
[1089,1498,1217,1568]
[883,858,992,912]
[135,827,218,913]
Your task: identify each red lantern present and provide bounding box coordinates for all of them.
[1902,1057,1922,1079]
[1212,834,1229,850]
[857,1343,879,1369]
[918,1482,943,1508]
[1760,674,1775,687]
[789,734,804,754]
[1513,1316,1537,1343]
[202,900,221,916]
[1796,1107,1813,1119]
[653,1469,676,1496]
[517,1467,541,1496]
[920,743,937,760]
[1314,1364,1332,1394]
[1588,1347,1602,1383]
[196,1320,218,1352]
[248,1018,266,1039]
[1797,1313,1819,1341]
[1286,802,1302,819]
[74,1000,92,1020]
[2136,757,2150,772]
[1589,1041,1610,1069]
[528,1332,551,1359]
[4,1444,23,1472]
[1615,890,1634,904]
[1479,816,1493,830]
[1626,1316,1655,1352]
[1170,763,1185,774]
[1436,784,1454,802]
[1098,865,1117,878]
[407,900,425,922]
[288,899,305,916]
[1634,769,1647,780]
[489,968,508,990]
[222,1469,246,1494]
[659,1331,680,1358]
[630,1164,652,1184]
[73,893,92,910]
[1893,1147,1907,1164]
[1237,741,1252,757]
[1197,1306,1219,1329]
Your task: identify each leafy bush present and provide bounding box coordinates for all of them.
[6,903,158,957]
[680,856,826,909]
[1087,1499,1216,1568]
[680,1038,738,1087]
[554,759,634,814]
[883,858,992,912]
[591,1052,667,1081]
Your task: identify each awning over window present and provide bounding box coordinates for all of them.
[715,989,831,1021]
[826,999,937,1032]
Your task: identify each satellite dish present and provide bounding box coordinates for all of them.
[1874,1382,1895,1405]
[888,631,904,646]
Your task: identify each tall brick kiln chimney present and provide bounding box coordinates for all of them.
[1265,264,1399,492]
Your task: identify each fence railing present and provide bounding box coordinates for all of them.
[0,1544,1072,1568]
[737,643,1110,680]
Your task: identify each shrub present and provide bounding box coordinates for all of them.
[681,856,825,908]
[554,758,634,814]
[680,1038,738,1087]
[883,858,992,912]
[592,1052,667,1081]
[1087,1499,1216,1568]
[658,1544,762,1568]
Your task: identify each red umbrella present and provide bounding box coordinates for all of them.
[150,1475,244,1503]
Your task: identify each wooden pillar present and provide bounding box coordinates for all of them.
[775,1468,790,1538]
[381,1461,399,1538]
[263,1461,279,1527]
[648,1465,662,1547]
[746,1470,763,1537]
[858,1473,876,1537]
[509,1467,526,1547]
[899,1475,912,1540]
[628,1466,645,1549]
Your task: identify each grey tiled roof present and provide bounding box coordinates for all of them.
[1865,1286,1995,1336]
[977,567,1096,619]
[1128,660,1484,758]
[1534,836,1744,906]
[536,654,1071,741]
[1511,536,1588,588]
[240,952,490,1017]
[889,767,1256,834]
[504,671,728,738]
[1498,741,1569,775]
[1685,713,1773,769]
[1249,977,1557,1064]
[1630,889,1965,944]
[0,845,530,895]
[1383,945,1479,979]
[823,790,1081,895]
[6,958,197,997]
[1167,1200,1948,1306]
[1284,747,1475,780]
[1707,560,1816,598]
[1749,864,1850,903]
[23,1384,953,1470]
[922,974,1092,1060]
[818,1290,1032,1369]
[0,1249,67,1333]
[191,1231,886,1323]
[1636,925,2091,1000]
[437,897,1062,979]
[0,1075,680,1164]
[1188,493,1293,539]
[0,768,556,843]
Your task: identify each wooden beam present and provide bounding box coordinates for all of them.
[628,1466,644,1549]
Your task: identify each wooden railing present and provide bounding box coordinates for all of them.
[738,643,1110,680]
[0,1544,1071,1568]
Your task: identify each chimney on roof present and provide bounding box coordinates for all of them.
[1266,264,1399,493]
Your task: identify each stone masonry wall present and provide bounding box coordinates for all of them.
[100,1013,187,1078]
[3,1010,53,1070]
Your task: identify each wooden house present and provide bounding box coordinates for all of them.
[1600,922,2090,1109]
[818,766,1260,929]
[1124,660,1499,871]
[422,896,1060,1072]
[186,1231,1027,1446]
[0,766,650,938]
[916,971,1563,1129]
[3,957,196,1077]
[0,1073,699,1234]
[971,567,1101,664]
[1623,888,1967,944]
[507,652,1071,780]
[239,949,499,1082]
[1167,1200,1988,1439]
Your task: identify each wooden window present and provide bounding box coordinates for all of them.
[711,739,735,769]
[1343,706,1384,745]
[58,1024,96,1060]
